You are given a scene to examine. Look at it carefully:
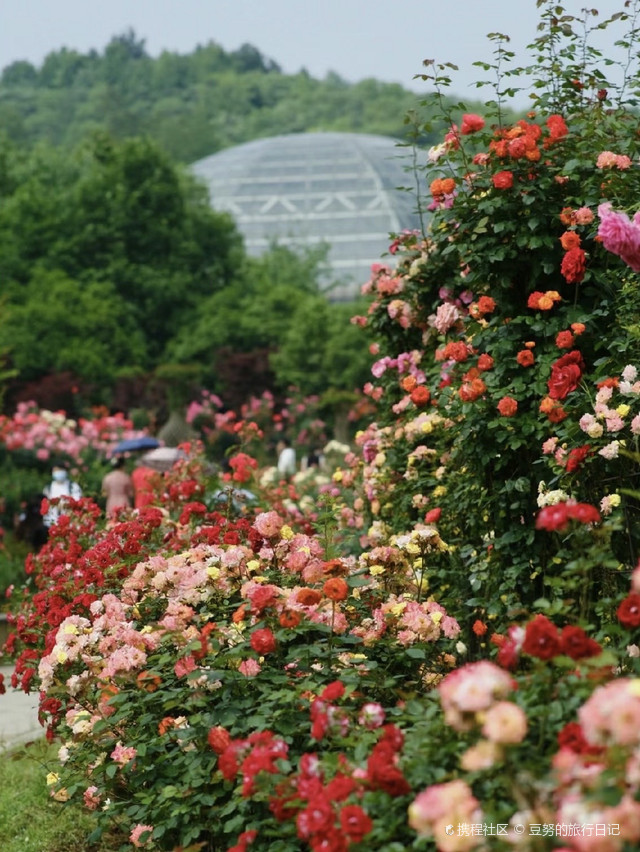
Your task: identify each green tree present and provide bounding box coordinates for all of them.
[270,297,371,396]
[0,269,146,385]
[0,133,243,390]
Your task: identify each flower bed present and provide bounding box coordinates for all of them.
[5,3,640,850]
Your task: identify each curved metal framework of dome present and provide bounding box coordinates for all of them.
[191,132,424,301]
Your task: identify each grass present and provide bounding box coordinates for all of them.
[0,531,30,602]
[0,739,123,851]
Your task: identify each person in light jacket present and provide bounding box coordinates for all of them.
[43,464,82,527]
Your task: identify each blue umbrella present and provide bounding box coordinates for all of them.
[112,436,160,454]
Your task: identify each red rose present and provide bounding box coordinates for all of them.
[561,247,586,284]
[536,501,600,531]
[410,385,430,407]
[492,170,514,189]
[559,625,601,660]
[508,137,527,158]
[497,638,520,670]
[477,353,494,371]
[557,721,603,755]
[497,396,518,417]
[297,799,335,839]
[461,113,485,135]
[207,725,232,754]
[425,507,442,523]
[522,614,561,660]
[367,745,411,796]
[340,805,373,842]
[617,592,640,628]
[565,445,590,473]
[547,350,584,400]
[568,502,600,525]
[321,680,345,701]
[527,291,543,309]
[250,627,277,655]
[472,619,488,636]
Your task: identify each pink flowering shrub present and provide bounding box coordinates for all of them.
[0,401,144,464]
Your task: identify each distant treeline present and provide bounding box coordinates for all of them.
[0,30,455,163]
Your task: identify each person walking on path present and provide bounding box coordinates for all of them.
[43,464,82,527]
[276,437,297,481]
[102,457,134,517]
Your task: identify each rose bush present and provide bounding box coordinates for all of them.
[344,0,640,627]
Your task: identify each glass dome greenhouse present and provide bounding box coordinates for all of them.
[191,132,424,301]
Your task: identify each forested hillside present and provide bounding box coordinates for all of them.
[0,30,436,163]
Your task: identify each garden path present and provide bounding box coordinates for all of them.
[0,666,42,749]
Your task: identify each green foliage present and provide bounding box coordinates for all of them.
[0,133,242,396]
[169,243,373,399]
[270,298,372,396]
[0,269,146,384]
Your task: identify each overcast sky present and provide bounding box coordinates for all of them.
[0,0,631,101]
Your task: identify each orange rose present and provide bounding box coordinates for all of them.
[158,717,175,736]
[323,577,349,602]
[136,671,162,693]
[560,231,581,250]
[497,396,518,417]
[279,610,302,628]
[296,588,323,606]
[555,331,575,349]
[517,350,535,367]
[232,604,247,623]
[477,295,497,315]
